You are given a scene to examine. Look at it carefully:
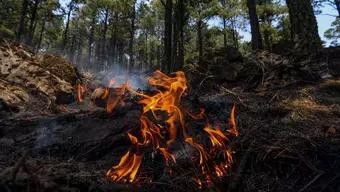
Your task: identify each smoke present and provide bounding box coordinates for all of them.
[92,61,150,90]
[35,121,57,149]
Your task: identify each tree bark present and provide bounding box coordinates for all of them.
[247,0,263,50]
[27,0,40,46]
[220,0,227,48]
[129,0,136,72]
[176,0,185,71]
[231,18,238,48]
[100,8,109,67]
[335,0,340,17]
[145,32,148,69]
[163,0,173,73]
[16,0,29,42]
[88,14,96,67]
[63,0,74,51]
[223,18,227,48]
[197,18,203,65]
[110,13,118,67]
[36,15,47,52]
[286,0,321,58]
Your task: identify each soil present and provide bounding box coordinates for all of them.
[0,44,340,192]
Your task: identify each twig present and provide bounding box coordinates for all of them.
[10,151,29,181]
[298,172,324,192]
[219,86,246,107]
[198,75,215,89]
[227,145,252,192]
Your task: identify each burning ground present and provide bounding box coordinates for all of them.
[0,43,340,192]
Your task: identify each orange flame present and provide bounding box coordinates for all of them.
[103,71,239,186]
[228,104,239,136]
[76,83,86,103]
[106,83,128,114]
[106,151,143,183]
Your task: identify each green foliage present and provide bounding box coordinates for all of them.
[324,18,340,46]
[0,0,335,72]
[0,25,15,39]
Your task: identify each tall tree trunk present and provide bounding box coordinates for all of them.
[77,37,83,68]
[231,18,238,48]
[175,0,185,70]
[69,35,76,63]
[335,0,340,17]
[197,18,203,65]
[36,15,47,52]
[145,31,148,69]
[172,15,178,72]
[223,18,227,48]
[27,0,40,46]
[63,0,74,50]
[220,0,227,48]
[247,0,263,50]
[129,0,136,72]
[88,14,96,67]
[110,13,118,67]
[163,0,173,73]
[16,0,29,42]
[286,0,321,58]
[101,8,109,67]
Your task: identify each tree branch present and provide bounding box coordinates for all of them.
[160,0,166,7]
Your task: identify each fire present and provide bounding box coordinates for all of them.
[106,151,143,183]
[76,83,86,103]
[106,82,128,114]
[228,105,239,137]
[76,70,239,187]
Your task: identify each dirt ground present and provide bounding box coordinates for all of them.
[0,43,340,192]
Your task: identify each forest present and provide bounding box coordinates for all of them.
[0,0,340,191]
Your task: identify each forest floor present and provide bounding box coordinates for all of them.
[0,42,340,192]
